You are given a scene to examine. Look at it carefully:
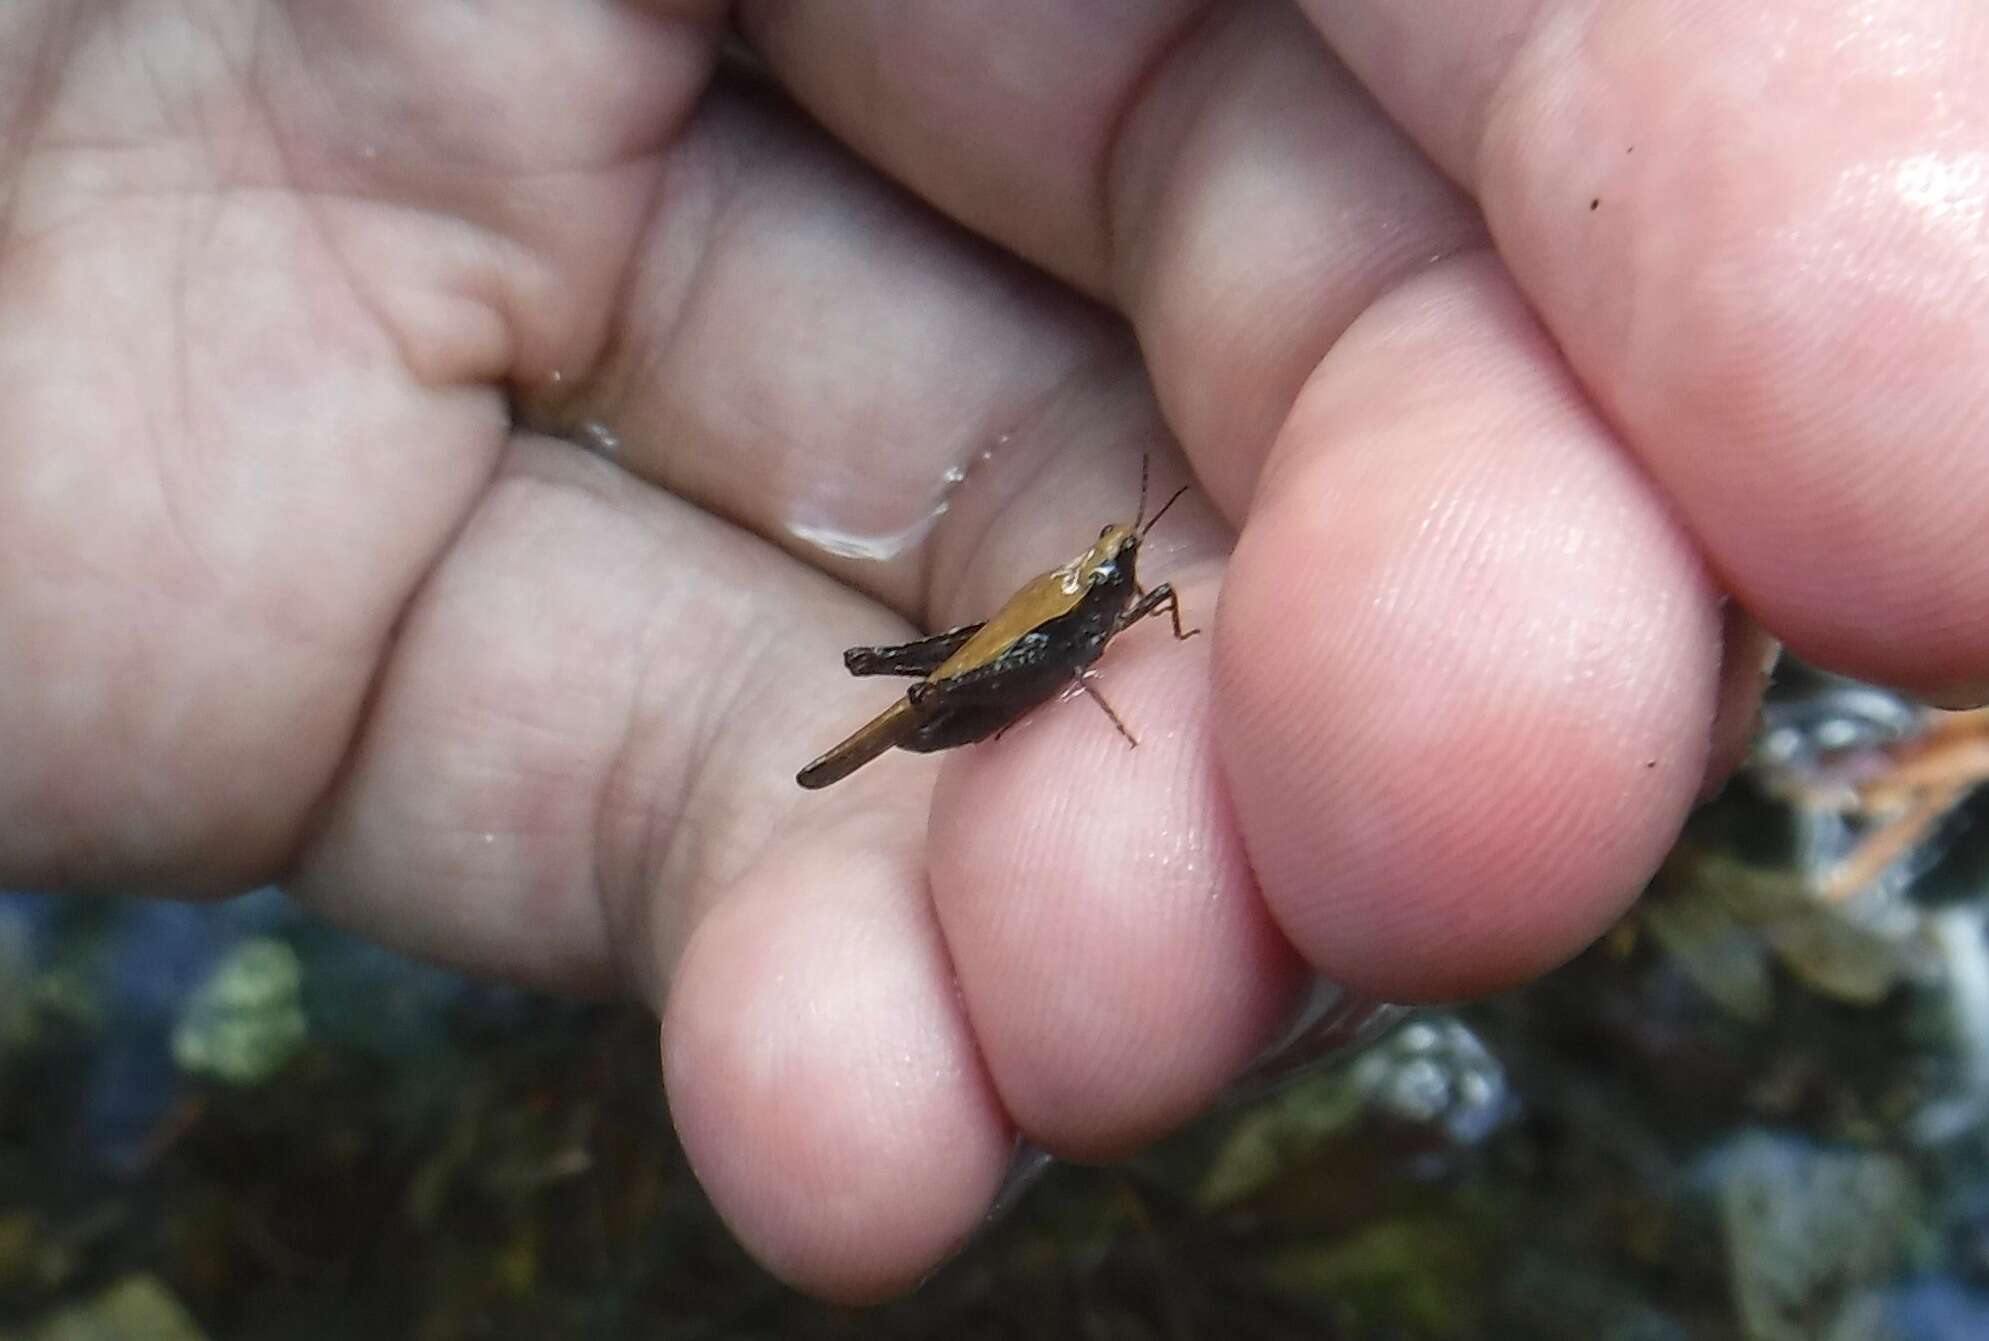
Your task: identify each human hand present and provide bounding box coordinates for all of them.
[4,0,1985,1303]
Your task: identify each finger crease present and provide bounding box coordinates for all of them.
[1094,0,1224,294]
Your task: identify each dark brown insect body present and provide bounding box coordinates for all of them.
[796,483,1198,790]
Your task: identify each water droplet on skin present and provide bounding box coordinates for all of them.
[783,447,988,562]
[789,501,951,561]
[576,421,621,459]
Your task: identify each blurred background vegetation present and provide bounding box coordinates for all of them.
[4,663,1988,1339]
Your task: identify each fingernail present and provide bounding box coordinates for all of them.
[985,1139,1056,1227]
[916,1137,1055,1289]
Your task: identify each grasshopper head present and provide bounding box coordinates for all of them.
[1076,523,1140,588]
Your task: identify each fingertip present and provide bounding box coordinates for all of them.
[926,598,1307,1158]
[660,854,1010,1302]
[1214,260,1722,1001]
[1217,510,1707,1000]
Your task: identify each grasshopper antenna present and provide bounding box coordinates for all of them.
[1141,483,1191,538]
[1133,452,1152,530]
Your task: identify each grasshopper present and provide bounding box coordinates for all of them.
[796,461,1198,789]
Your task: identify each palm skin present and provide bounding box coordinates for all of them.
[4,0,1986,1303]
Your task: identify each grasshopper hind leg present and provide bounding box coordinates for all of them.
[902,702,1021,752]
[796,697,922,789]
[842,621,986,677]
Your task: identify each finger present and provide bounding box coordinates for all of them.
[663,828,1010,1302]
[927,568,1307,1159]
[737,0,1484,518]
[739,0,1205,290]
[289,435,811,993]
[1304,0,1989,701]
[1219,255,1724,1000]
[292,437,1011,1301]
